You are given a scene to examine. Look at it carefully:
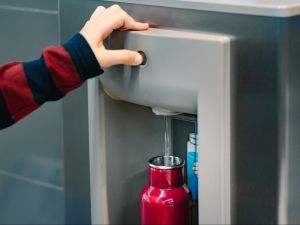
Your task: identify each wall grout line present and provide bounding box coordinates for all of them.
[0,5,58,15]
[0,170,64,192]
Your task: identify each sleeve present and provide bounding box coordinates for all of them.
[0,33,104,129]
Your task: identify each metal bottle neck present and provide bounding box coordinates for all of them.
[148,166,184,188]
[148,156,185,188]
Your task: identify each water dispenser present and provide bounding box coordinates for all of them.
[99,27,232,224]
[60,0,300,224]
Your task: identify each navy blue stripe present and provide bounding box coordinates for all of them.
[63,33,103,81]
[0,91,14,129]
[23,56,63,105]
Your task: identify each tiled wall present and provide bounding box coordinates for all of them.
[0,0,64,224]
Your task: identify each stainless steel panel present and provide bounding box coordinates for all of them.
[61,0,300,224]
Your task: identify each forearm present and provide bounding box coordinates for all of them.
[0,33,103,129]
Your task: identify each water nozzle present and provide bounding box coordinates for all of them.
[152,107,181,116]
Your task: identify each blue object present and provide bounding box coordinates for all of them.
[187,132,198,200]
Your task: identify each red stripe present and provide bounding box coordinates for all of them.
[43,46,83,95]
[0,62,39,122]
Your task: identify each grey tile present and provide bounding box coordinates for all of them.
[0,3,64,224]
[0,9,59,63]
[0,174,64,224]
[0,9,63,187]
[0,0,58,11]
[0,103,64,187]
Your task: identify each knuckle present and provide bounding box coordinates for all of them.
[112,4,121,10]
[97,6,105,10]
[96,6,105,11]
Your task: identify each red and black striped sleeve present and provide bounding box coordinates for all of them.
[0,33,103,129]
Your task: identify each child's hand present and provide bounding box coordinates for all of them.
[80,5,149,69]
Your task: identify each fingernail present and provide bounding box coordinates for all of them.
[134,53,143,65]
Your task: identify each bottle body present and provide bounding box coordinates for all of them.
[140,156,192,225]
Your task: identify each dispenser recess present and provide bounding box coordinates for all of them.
[100,27,232,224]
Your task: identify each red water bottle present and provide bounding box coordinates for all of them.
[140,156,192,225]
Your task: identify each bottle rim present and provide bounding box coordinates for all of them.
[148,156,185,169]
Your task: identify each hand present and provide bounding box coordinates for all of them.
[80,5,149,68]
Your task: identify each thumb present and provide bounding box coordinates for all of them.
[99,49,143,68]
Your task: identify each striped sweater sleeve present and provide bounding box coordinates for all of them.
[0,33,103,129]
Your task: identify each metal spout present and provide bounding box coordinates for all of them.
[152,107,181,116]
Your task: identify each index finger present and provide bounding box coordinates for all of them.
[122,12,149,30]
[99,11,149,40]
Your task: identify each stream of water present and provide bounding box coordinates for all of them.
[164,116,172,160]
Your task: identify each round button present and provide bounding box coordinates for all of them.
[138,51,147,65]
